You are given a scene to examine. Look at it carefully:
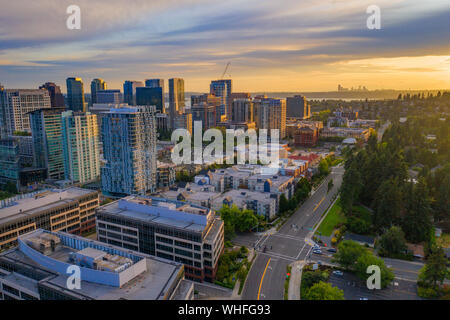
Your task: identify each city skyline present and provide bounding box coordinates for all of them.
[1,0,449,92]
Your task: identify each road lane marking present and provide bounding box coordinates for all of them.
[313,197,325,212]
[257,258,271,300]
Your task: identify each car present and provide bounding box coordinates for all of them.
[332,270,344,276]
[327,248,337,253]
[317,261,322,265]
[312,249,322,254]
[313,244,320,249]
[359,297,369,300]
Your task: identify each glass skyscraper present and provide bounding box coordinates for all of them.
[66,77,86,112]
[123,80,144,106]
[90,78,107,104]
[136,87,164,113]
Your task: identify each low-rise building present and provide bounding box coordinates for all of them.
[95,196,224,282]
[157,161,176,189]
[212,189,277,220]
[0,229,192,300]
[0,187,99,251]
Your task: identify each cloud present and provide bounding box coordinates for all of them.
[0,0,449,90]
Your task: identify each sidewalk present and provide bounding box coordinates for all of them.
[288,260,305,300]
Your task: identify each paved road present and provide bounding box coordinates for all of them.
[241,166,345,300]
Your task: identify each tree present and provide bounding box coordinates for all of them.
[327,179,334,193]
[372,178,404,231]
[236,209,258,232]
[332,240,367,270]
[401,179,433,243]
[279,194,289,213]
[378,226,407,257]
[319,159,330,176]
[418,246,448,288]
[304,281,344,300]
[302,270,329,289]
[354,253,394,288]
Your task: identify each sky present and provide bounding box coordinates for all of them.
[0,0,450,92]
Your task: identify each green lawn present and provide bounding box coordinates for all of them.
[316,198,346,237]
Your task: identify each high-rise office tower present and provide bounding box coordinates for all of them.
[123,80,144,106]
[90,78,107,104]
[39,82,65,108]
[61,111,100,183]
[136,87,164,113]
[253,97,286,138]
[101,106,157,196]
[0,89,51,136]
[0,83,5,138]
[210,79,232,121]
[168,78,185,128]
[66,77,86,112]
[231,98,253,123]
[286,95,311,119]
[29,108,65,180]
[96,89,122,104]
[145,79,165,113]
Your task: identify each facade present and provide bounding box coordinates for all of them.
[254,97,286,138]
[191,103,217,131]
[96,196,224,282]
[90,78,107,104]
[29,108,65,180]
[0,139,20,189]
[321,127,372,141]
[61,111,100,184]
[101,106,157,197]
[156,161,176,189]
[96,89,122,104]
[0,187,99,251]
[212,189,277,220]
[0,89,51,136]
[286,95,311,119]
[210,79,232,120]
[136,87,164,113]
[123,80,144,106]
[231,98,253,123]
[39,82,65,108]
[169,78,185,128]
[294,126,319,147]
[66,77,86,112]
[145,79,165,113]
[156,112,169,132]
[173,112,192,134]
[0,229,191,300]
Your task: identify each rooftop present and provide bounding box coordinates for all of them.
[98,196,213,233]
[0,229,186,300]
[0,188,97,225]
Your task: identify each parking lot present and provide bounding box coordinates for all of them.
[328,271,422,300]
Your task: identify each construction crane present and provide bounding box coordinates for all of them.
[220,62,231,79]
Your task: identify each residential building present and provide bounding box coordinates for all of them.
[101,106,157,197]
[123,80,144,106]
[173,113,192,134]
[157,161,176,189]
[0,187,99,250]
[66,77,86,112]
[39,82,65,108]
[294,126,319,147]
[156,112,169,132]
[321,127,372,141]
[191,103,217,130]
[0,229,191,300]
[0,89,51,136]
[96,196,224,282]
[212,189,277,220]
[253,97,286,138]
[231,98,253,123]
[61,111,100,184]
[136,87,164,113]
[286,95,311,119]
[29,108,65,180]
[169,78,185,128]
[90,78,107,104]
[210,79,232,120]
